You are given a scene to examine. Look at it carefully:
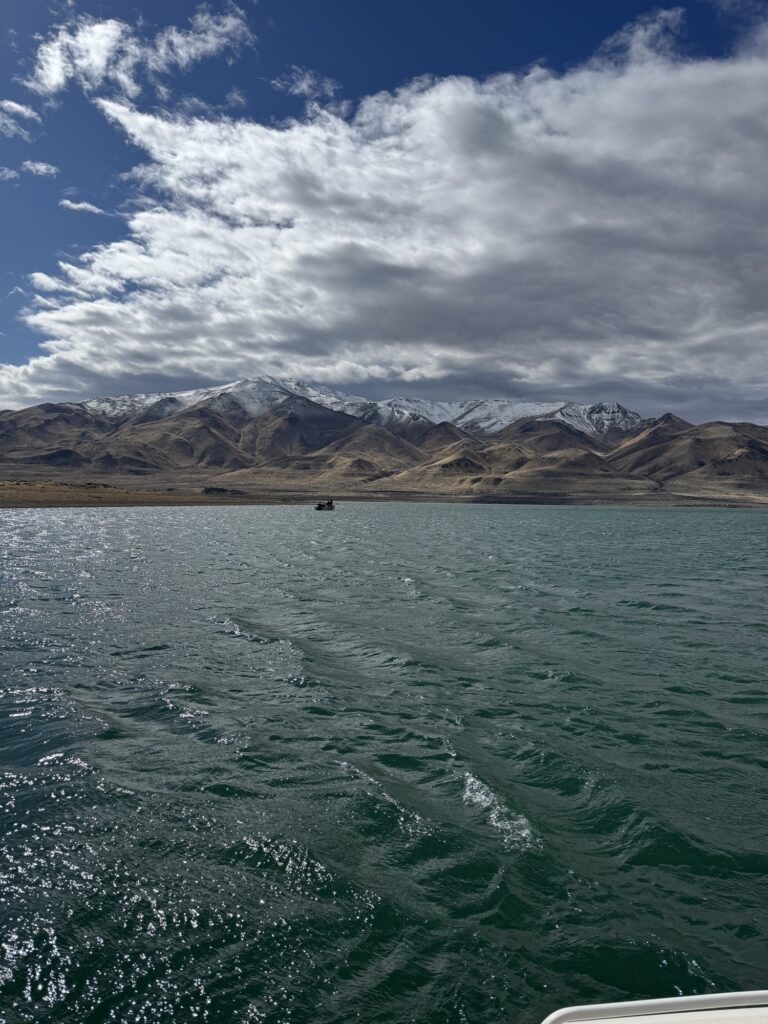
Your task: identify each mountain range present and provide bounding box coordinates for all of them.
[1,376,767,505]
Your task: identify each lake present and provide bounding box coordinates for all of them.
[1,503,766,1023]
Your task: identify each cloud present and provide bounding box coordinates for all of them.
[226,86,246,107]
[0,99,39,121]
[271,65,339,100]
[21,160,59,176]
[147,8,253,75]
[0,98,40,141]
[24,5,253,99]
[59,199,106,214]
[0,160,58,181]
[3,10,768,421]
[707,0,762,13]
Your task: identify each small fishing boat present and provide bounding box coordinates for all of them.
[542,990,768,1024]
[314,498,335,511]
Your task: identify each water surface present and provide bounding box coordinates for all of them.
[1,503,767,1023]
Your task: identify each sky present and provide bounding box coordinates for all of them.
[0,0,767,421]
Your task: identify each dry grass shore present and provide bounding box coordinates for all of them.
[1,477,767,509]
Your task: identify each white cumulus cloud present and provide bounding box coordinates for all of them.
[24,5,253,98]
[3,10,768,421]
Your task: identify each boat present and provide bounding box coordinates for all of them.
[542,990,768,1024]
[314,498,335,510]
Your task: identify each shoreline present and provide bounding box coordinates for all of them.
[1,479,766,510]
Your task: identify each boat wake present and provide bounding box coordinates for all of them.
[462,772,537,852]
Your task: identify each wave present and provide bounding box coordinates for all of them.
[462,773,536,852]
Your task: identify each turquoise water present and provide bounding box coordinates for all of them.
[1,503,767,1024]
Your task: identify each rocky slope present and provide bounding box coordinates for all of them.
[1,377,766,504]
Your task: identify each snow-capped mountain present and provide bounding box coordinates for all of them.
[81,377,644,437]
[550,402,645,436]
[360,397,569,434]
[83,377,303,421]
[6,384,768,504]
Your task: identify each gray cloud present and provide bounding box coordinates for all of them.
[2,9,768,422]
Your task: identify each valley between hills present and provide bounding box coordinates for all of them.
[1,377,767,508]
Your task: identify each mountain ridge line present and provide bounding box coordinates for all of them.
[1,375,767,506]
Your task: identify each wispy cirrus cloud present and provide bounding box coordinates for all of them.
[21,160,59,177]
[2,9,768,422]
[0,100,39,121]
[271,65,339,100]
[707,0,763,14]
[24,5,253,99]
[226,85,246,107]
[0,99,40,141]
[59,199,106,214]
[0,161,59,181]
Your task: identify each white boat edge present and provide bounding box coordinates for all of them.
[541,991,768,1024]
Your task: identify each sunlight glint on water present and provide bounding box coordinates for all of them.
[1,503,766,1023]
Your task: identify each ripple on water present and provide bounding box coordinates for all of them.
[1,504,767,1023]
